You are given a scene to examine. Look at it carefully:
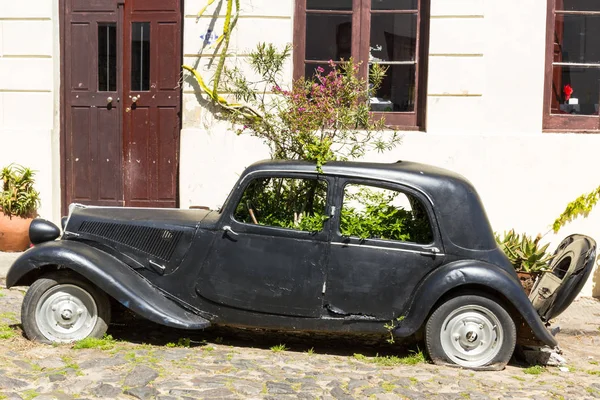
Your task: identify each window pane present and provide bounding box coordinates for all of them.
[306,14,352,61]
[554,15,600,64]
[559,0,600,11]
[98,23,117,92]
[370,14,417,62]
[372,0,418,10]
[341,184,432,244]
[370,64,416,112]
[131,22,150,91]
[307,0,352,11]
[234,177,329,232]
[551,65,600,115]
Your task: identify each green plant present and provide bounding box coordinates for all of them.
[221,45,400,170]
[496,230,552,274]
[0,324,15,340]
[0,163,40,218]
[523,365,546,375]
[270,343,288,352]
[353,349,426,366]
[553,185,600,233]
[383,315,405,344]
[166,337,191,348]
[73,334,117,350]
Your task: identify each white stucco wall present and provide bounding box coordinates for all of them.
[0,0,61,223]
[180,0,600,297]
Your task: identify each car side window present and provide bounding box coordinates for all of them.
[340,184,433,244]
[234,177,329,232]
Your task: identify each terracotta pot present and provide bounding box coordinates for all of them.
[0,213,33,252]
[516,271,536,296]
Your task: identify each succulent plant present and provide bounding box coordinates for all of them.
[1,164,40,218]
[496,230,553,275]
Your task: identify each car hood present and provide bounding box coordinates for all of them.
[530,234,597,322]
[63,205,217,273]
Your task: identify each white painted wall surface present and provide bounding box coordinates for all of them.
[0,0,60,223]
[180,0,600,297]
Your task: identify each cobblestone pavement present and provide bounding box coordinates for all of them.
[1,279,600,400]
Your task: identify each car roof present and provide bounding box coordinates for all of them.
[247,159,468,195]
[245,159,497,252]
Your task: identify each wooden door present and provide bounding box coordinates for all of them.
[63,0,124,208]
[61,0,182,212]
[123,0,182,208]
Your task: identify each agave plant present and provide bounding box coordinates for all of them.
[1,164,40,218]
[496,230,553,275]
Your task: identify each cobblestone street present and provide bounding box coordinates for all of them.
[1,276,600,400]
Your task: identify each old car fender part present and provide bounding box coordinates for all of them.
[29,218,61,245]
[6,241,211,330]
[529,234,596,321]
[392,261,558,347]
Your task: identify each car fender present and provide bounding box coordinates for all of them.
[393,260,557,347]
[6,240,210,330]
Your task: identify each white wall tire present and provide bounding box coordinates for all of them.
[425,294,516,370]
[21,272,111,344]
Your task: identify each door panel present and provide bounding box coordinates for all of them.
[324,180,443,320]
[197,230,328,317]
[62,0,182,212]
[123,3,182,208]
[131,0,179,12]
[63,0,124,208]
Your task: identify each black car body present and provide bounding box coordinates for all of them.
[6,160,597,369]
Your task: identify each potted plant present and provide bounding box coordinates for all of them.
[496,230,553,294]
[0,164,40,252]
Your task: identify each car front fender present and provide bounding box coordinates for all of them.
[393,260,557,347]
[6,240,210,330]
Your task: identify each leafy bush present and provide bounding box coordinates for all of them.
[340,187,432,244]
[223,44,401,169]
[553,185,600,232]
[234,177,329,232]
[0,164,40,218]
[496,230,552,274]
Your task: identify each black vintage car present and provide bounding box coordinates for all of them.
[5,160,597,370]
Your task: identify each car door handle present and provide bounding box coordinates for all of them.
[222,225,239,236]
[419,247,440,256]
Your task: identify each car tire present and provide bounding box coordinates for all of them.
[21,272,111,344]
[425,294,516,370]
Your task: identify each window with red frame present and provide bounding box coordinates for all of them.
[293,0,430,129]
[544,0,600,130]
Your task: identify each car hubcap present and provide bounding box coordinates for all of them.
[439,305,503,367]
[35,284,98,342]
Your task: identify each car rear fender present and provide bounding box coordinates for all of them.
[393,260,557,347]
[6,240,210,330]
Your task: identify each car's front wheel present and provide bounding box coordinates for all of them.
[21,272,111,344]
[425,294,516,370]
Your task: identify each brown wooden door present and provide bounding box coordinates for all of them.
[61,0,182,212]
[123,0,181,208]
[63,0,124,208]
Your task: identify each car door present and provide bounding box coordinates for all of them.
[323,178,445,320]
[195,173,334,317]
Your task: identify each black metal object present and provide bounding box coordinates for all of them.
[29,219,61,245]
[6,160,595,347]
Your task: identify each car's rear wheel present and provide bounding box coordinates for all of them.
[425,294,516,370]
[21,272,111,344]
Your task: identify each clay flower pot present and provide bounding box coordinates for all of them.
[0,213,33,252]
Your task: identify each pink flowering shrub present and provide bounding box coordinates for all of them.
[223,43,400,168]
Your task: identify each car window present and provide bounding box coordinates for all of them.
[234,177,328,232]
[340,184,433,244]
